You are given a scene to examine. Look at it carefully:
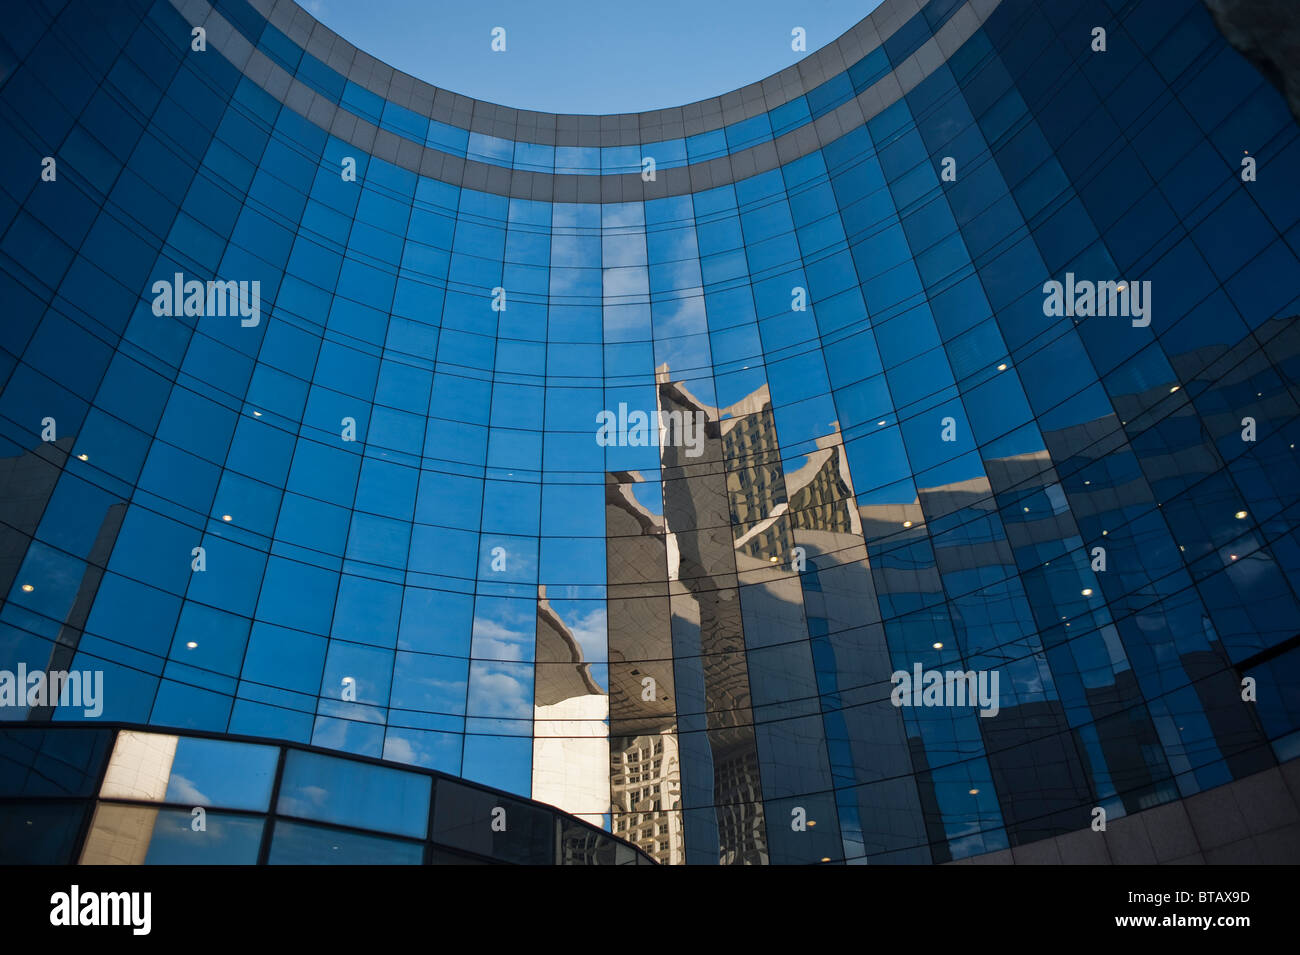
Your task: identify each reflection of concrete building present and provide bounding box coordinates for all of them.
[81,730,178,865]
[532,587,609,824]
[657,371,770,864]
[610,733,683,862]
[0,439,68,600]
[3,725,650,865]
[785,432,861,537]
[0,437,125,722]
[655,371,936,862]
[603,464,685,865]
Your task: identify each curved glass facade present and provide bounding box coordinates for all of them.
[1,0,1298,866]
[2,723,652,863]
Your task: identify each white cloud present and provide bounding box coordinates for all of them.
[166,773,209,806]
[468,667,532,719]
[383,736,417,765]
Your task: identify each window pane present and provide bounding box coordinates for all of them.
[276,749,430,838]
[80,803,263,865]
[0,728,109,797]
[0,801,87,864]
[268,820,423,865]
[431,780,555,864]
[99,731,277,811]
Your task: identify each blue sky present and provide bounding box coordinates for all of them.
[302,0,884,114]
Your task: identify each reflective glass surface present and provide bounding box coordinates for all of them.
[0,0,1297,865]
[0,726,649,864]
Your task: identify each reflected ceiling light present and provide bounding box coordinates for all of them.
[997,363,1007,371]
[1084,480,1091,485]
[20,584,34,593]
[1081,588,1093,596]
[1170,385,1180,393]
[222,515,233,522]
[1023,506,1030,512]
[1101,530,1109,536]
[807,820,817,827]
[968,788,979,795]
[1235,510,1248,520]
[820,857,831,863]
[1116,284,1126,292]
[1230,554,1239,561]
[902,520,913,528]
[877,420,887,426]
[186,641,198,649]
[252,410,263,417]
[77,453,89,461]
[769,555,779,563]
[932,642,943,650]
